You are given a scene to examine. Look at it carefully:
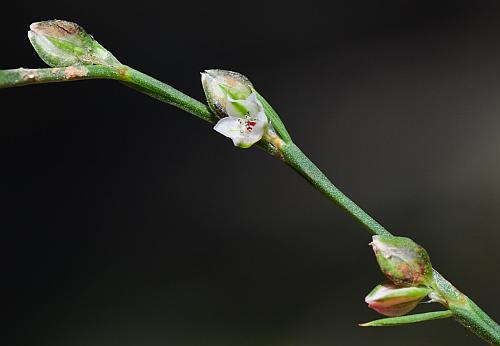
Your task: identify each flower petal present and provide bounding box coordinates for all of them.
[213,92,269,148]
[226,92,262,118]
[213,115,267,148]
[213,116,244,141]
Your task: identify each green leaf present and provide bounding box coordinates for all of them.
[255,91,292,143]
[359,310,453,327]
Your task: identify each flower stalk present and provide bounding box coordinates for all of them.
[1,19,499,345]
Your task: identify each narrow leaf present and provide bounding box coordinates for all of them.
[359,310,453,327]
[255,92,292,142]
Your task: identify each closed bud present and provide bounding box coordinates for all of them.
[28,20,120,67]
[370,235,433,286]
[201,69,269,148]
[201,69,254,118]
[365,283,430,317]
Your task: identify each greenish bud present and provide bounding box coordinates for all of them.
[365,283,430,317]
[28,20,120,67]
[201,69,254,118]
[370,235,433,286]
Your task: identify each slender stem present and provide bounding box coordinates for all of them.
[452,299,500,344]
[0,65,280,155]
[280,140,500,344]
[433,270,500,344]
[0,65,217,123]
[280,142,392,236]
[0,65,119,87]
[1,65,499,344]
[119,67,217,124]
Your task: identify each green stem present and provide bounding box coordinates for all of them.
[433,270,500,344]
[1,65,499,344]
[280,141,500,344]
[119,67,217,124]
[0,65,217,124]
[0,65,117,87]
[0,65,279,155]
[280,142,392,236]
[452,299,500,345]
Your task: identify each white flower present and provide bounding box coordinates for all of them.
[201,69,270,148]
[213,93,268,148]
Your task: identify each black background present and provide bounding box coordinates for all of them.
[2,1,500,345]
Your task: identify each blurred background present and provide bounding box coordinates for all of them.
[2,1,500,345]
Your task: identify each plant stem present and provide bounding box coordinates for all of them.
[433,270,500,344]
[119,67,217,124]
[279,141,500,344]
[280,141,500,344]
[0,65,217,124]
[1,65,499,344]
[0,65,282,155]
[280,142,391,236]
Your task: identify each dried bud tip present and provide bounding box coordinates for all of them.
[28,19,120,67]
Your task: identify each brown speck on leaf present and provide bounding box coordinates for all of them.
[19,68,39,81]
[226,76,238,87]
[118,66,129,78]
[267,135,285,159]
[272,136,285,151]
[64,66,89,79]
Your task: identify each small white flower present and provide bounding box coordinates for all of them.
[213,93,268,148]
[201,69,270,148]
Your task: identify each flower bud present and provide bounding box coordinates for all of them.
[365,283,430,317]
[201,69,269,148]
[201,69,253,118]
[370,235,433,286]
[28,20,120,67]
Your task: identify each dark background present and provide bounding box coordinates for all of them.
[2,1,500,345]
